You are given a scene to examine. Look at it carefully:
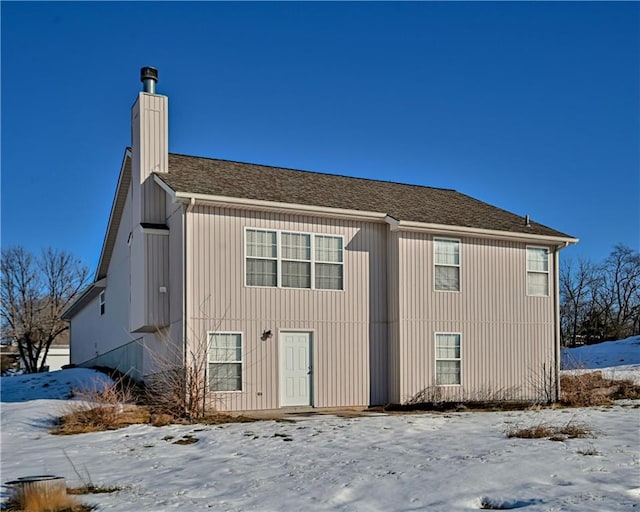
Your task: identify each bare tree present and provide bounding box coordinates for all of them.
[0,247,89,373]
[596,244,640,341]
[561,244,640,346]
[560,258,597,347]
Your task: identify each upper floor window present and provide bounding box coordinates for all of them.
[434,238,460,291]
[246,229,277,287]
[315,235,343,290]
[99,291,105,315]
[526,247,549,296]
[245,228,344,290]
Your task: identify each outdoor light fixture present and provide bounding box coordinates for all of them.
[261,329,273,341]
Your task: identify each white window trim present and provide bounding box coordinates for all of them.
[244,227,345,291]
[281,231,312,289]
[526,246,550,297]
[434,332,462,387]
[207,331,243,393]
[245,228,278,287]
[99,291,105,316]
[433,237,461,293]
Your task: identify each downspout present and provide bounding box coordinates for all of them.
[553,244,564,402]
[183,197,196,414]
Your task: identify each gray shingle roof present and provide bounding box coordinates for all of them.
[157,153,573,239]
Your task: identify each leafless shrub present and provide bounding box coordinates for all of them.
[144,301,230,421]
[528,362,557,405]
[398,384,528,411]
[144,341,209,421]
[406,385,444,406]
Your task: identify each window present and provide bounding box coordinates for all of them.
[208,332,242,392]
[435,333,461,385]
[527,247,549,296]
[434,238,460,291]
[315,235,343,290]
[245,229,343,290]
[99,291,105,315]
[282,232,311,288]
[246,229,277,287]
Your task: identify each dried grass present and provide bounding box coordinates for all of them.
[560,371,640,407]
[5,486,93,512]
[66,484,121,495]
[505,420,592,441]
[52,377,149,435]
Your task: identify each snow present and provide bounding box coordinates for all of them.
[562,335,640,384]
[2,345,639,511]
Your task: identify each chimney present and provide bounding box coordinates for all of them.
[140,66,158,94]
[129,67,170,333]
[131,65,169,227]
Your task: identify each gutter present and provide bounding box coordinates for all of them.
[182,196,198,416]
[154,175,579,248]
[385,215,579,247]
[554,247,562,401]
[183,197,196,375]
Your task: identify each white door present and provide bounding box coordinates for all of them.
[280,332,312,407]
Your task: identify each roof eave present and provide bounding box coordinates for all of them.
[153,175,388,222]
[152,175,577,246]
[386,216,578,247]
[95,149,132,280]
[60,278,107,320]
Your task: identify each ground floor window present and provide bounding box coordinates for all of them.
[435,333,461,385]
[208,332,242,391]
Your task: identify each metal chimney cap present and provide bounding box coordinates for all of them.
[140,66,158,83]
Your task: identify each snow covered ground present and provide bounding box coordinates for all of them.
[561,335,640,383]
[1,341,639,511]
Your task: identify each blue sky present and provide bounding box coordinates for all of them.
[2,2,638,274]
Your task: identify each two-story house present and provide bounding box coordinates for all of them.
[62,67,577,411]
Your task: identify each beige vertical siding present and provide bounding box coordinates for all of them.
[129,92,170,331]
[71,188,183,378]
[144,232,170,327]
[131,93,168,225]
[186,206,388,411]
[386,230,401,404]
[393,233,556,404]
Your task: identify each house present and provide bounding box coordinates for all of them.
[62,67,578,411]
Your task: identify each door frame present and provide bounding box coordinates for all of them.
[278,329,314,407]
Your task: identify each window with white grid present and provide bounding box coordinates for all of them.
[208,332,242,392]
[435,333,461,385]
[434,238,460,291]
[245,229,344,290]
[246,229,277,287]
[282,232,311,288]
[526,247,549,296]
[315,235,343,290]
